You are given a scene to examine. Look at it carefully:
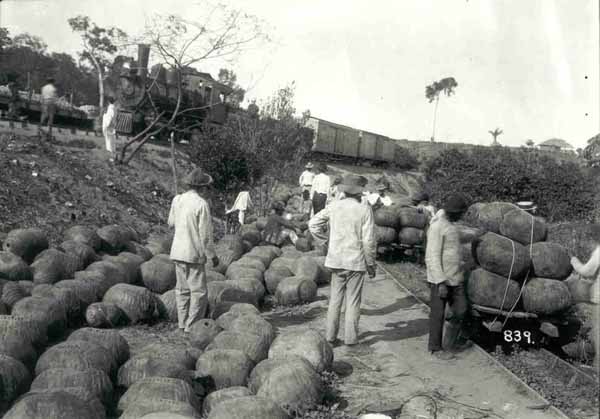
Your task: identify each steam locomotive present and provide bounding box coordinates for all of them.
[110,44,232,137]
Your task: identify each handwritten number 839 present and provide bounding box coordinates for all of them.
[503,330,534,344]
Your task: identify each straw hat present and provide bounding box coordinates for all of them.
[340,174,368,195]
[183,168,213,187]
[305,162,314,169]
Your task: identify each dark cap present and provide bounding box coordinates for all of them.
[443,193,468,214]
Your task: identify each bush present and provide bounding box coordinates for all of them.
[393,145,420,170]
[190,85,314,194]
[424,147,595,222]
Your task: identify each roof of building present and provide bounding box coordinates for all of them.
[538,138,573,149]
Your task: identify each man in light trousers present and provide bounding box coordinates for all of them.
[309,174,376,346]
[168,168,219,332]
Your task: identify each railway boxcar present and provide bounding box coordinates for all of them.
[308,117,360,158]
[308,116,397,165]
[359,130,378,160]
[374,136,396,162]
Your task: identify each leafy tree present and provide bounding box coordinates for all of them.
[0,27,12,51]
[425,77,458,142]
[488,128,503,145]
[0,33,52,91]
[218,68,245,107]
[260,81,297,121]
[191,82,313,198]
[68,15,128,111]
[11,33,47,53]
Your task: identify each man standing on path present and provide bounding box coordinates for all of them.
[39,77,58,140]
[311,163,331,215]
[425,193,472,360]
[309,174,376,346]
[168,168,219,333]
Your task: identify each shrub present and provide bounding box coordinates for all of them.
[393,145,420,170]
[424,147,595,222]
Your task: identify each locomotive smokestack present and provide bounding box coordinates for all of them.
[137,44,150,78]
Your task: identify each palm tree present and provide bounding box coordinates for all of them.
[425,77,458,142]
[488,128,503,145]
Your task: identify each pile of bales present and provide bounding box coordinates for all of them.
[465,202,573,316]
[248,184,316,253]
[0,223,336,418]
[373,203,430,248]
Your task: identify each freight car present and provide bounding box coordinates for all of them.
[109,44,232,137]
[0,86,93,129]
[306,116,398,166]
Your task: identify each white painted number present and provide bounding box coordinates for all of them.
[503,330,533,344]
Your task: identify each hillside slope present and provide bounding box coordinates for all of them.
[0,133,195,245]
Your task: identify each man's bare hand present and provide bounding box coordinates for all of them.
[367,265,376,278]
[212,256,219,268]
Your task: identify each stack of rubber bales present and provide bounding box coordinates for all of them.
[373,204,430,247]
[467,202,574,315]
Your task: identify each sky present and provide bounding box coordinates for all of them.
[1,0,598,149]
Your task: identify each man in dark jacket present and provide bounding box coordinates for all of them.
[261,201,301,246]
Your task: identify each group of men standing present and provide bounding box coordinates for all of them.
[6,77,58,139]
[168,164,475,361]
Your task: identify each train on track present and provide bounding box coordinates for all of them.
[0,87,93,130]
[306,116,401,167]
[110,44,232,137]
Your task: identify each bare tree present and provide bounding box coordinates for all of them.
[68,16,128,112]
[488,128,503,145]
[119,2,269,165]
[425,77,457,142]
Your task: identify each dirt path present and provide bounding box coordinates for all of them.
[264,267,569,419]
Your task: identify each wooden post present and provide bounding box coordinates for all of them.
[170,131,178,195]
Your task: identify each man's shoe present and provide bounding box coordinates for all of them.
[431,350,455,361]
[451,340,473,353]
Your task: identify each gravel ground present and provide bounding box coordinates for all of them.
[493,347,599,419]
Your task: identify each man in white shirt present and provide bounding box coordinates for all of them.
[311,163,331,215]
[102,97,117,162]
[299,162,315,201]
[40,77,58,139]
[367,183,393,212]
[309,174,376,346]
[168,168,219,332]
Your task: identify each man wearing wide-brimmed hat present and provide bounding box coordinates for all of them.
[425,193,472,360]
[299,162,316,203]
[168,168,219,332]
[309,174,376,346]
